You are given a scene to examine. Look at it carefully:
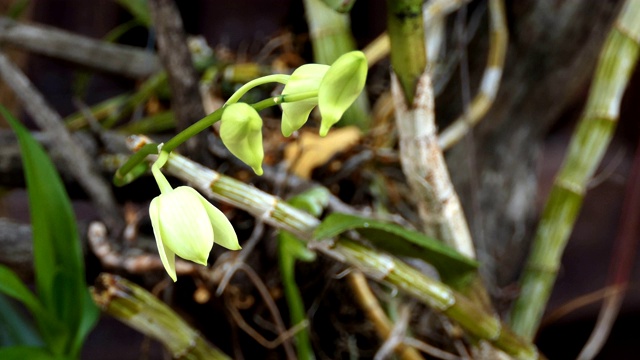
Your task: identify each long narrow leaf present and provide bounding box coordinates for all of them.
[1,106,98,356]
[0,265,63,351]
[0,294,43,347]
[314,213,478,285]
[0,266,47,320]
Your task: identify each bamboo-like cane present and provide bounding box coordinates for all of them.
[91,273,231,360]
[387,0,476,260]
[146,149,541,359]
[438,0,508,151]
[509,0,640,340]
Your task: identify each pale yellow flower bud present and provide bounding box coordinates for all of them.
[220,103,265,175]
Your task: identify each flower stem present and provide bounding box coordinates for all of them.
[151,150,172,194]
[113,90,318,186]
[225,74,290,105]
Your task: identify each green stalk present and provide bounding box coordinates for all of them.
[509,0,640,340]
[64,94,129,131]
[155,152,541,359]
[103,71,168,128]
[224,74,290,105]
[278,233,316,360]
[91,273,231,360]
[115,111,175,134]
[386,0,427,105]
[303,0,371,130]
[112,90,319,185]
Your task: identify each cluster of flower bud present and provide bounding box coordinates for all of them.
[220,51,367,175]
[148,51,367,281]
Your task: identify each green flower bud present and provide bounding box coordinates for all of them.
[280,64,329,137]
[318,51,368,136]
[220,102,265,175]
[149,186,240,282]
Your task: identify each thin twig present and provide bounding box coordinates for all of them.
[147,0,208,160]
[422,0,472,25]
[374,305,412,360]
[348,271,424,360]
[225,296,309,349]
[87,222,198,276]
[212,221,265,296]
[0,50,123,232]
[224,263,298,359]
[403,337,463,360]
[438,0,508,151]
[0,16,159,78]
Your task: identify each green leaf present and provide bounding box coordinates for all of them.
[1,107,98,355]
[287,187,330,217]
[278,232,316,360]
[68,290,100,359]
[0,265,63,352]
[0,346,56,360]
[0,266,47,320]
[0,294,43,347]
[313,213,478,284]
[276,189,323,360]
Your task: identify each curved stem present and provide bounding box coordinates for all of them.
[113,90,320,186]
[151,151,172,194]
[438,0,508,151]
[225,74,290,105]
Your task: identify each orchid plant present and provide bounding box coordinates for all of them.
[119,51,368,281]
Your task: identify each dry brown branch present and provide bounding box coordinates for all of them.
[147,0,208,160]
[0,16,159,78]
[87,221,198,276]
[0,218,33,279]
[0,51,123,231]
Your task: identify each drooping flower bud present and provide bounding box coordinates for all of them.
[149,185,240,282]
[280,64,329,137]
[220,102,265,175]
[318,51,368,136]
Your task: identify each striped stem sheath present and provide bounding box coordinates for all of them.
[92,274,231,360]
[387,0,476,259]
[509,0,640,340]
[391,73,476,259]
[157,151,541,359]
[438,0,508,151]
